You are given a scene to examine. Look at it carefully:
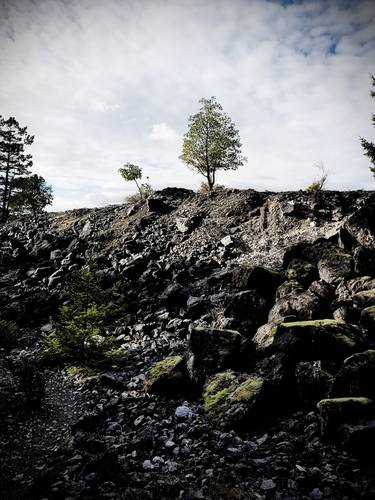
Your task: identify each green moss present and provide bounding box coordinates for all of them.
[147,355,183,381]
[281,319,344,328]
[194,326,240,336]
[65,365,98,377]
[204,372,263,420]
[231,377,263,402]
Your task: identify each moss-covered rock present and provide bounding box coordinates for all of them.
[187,326,254,386]
[144,355,189,395]
[286,259,318,286]
[271,320,363,361]
[275,280,304,300]
[331,350,375,400]
[203,371,264,429]
[317,397,373,439]
[353,289,375,309]
[360,305,375,331]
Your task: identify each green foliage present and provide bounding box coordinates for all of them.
[10,174,53,216]
[0,319,18,350]
[360,75,375,177]
[119,162,153,200]
[304,161,328,192]
[180,97,246,190]
[41,266,127,368]
[0,115,34,221]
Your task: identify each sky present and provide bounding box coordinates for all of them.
[0,0,375,211]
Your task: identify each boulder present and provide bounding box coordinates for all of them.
[317,251,353,284]
[353,246,375,276]
[232,265,281,298]
[186,326,253,386]
[344,202,375,249]
[175,215,201,234]
[317,397,373,439]
[331,350,375,400]
[203,370,265,429]
[336,276,375,303]
[295,361,333,406]
[271,320,363,361]
[268,291,321,323]
[353,289,375,309]
[286,259,318,286]
[360,306,375,332]
[276,280,304,300]
[147,197,172,214]
[338,420,375,458]
[144,356,189,395]
[224,290,268,332]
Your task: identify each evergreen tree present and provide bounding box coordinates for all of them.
[42,266,127,367]
[180,97,246,190]
[10,174,53,216]
[0,116,34,221]
[360,75,375,177]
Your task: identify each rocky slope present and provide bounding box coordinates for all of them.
[1,188,375,499]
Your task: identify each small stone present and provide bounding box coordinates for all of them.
[175,405,193,421]
[142,459,153,470]
[261,479,276,490]
[309,488,323,499]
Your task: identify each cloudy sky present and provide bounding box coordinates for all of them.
[1,0,375,211]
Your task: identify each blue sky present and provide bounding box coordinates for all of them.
[0,0,374,210]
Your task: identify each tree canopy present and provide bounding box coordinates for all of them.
[180,97,246,190]
[10,174,53,216]
[361,75,375,177]
[0,116,34,221]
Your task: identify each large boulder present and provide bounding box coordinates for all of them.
[232,265,281,298]
[271,320,363,361]
[224,290,268,334]
[353,289,375,309]
[144,356,190,395]
[360,306,375,332]
[336,276,375,303]
[275,280,304,300]
[344,202,375,249]
[317,397,374,439]
[186,326,253,386]
[268,291,321,323]
[203,371,265,429]
[286,259,318,286]
[331,350,375,400]
[318,251,353,284]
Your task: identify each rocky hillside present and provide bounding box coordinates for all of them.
[1,188,375,499]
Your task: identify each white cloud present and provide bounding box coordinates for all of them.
[0,0,374,210]
[149,123,180,142]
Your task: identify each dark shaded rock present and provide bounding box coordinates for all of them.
[295,361,333,406]
[276,280,304,300]
[186,296,210,319]
[268,291,321,323]
[360,306,375,332]
[353,289,375,309]
[344,201,375,249]
[317,397,373,439]
[272,320,363,361]
[338,419,375,459]
[232,265,281,298]
[331,350,375,400]
[147,197,172,214]
[318,251,353,284]
[286,259,318,286]
[175,215,202,234]
[186,326,254,386]
[353,246,375,276]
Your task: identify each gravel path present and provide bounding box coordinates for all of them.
[0,371,93,499]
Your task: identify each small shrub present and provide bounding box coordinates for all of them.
[199,182,226,193]
[41,266,127,368]
[305,181,322,193]
[0,319,18,350]
[304,161,328,192]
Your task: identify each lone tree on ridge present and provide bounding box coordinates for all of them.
[179,97,246,191]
